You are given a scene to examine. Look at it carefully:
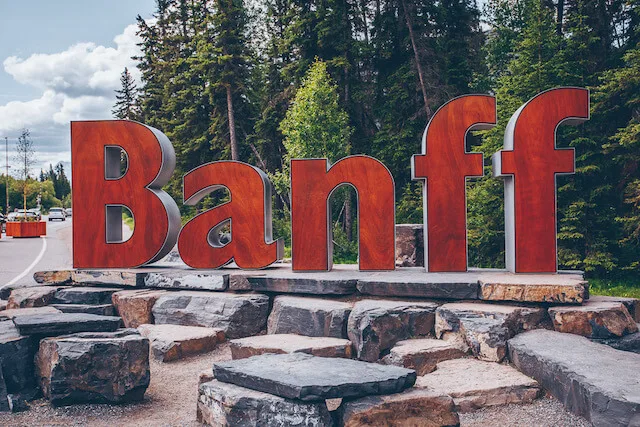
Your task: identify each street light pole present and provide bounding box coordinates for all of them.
[5,137,9,216]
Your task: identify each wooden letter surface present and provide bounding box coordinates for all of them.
[492,87,589,272]
[412,95,496,272]
[71,120,181,268]
[178,161,284,269]
[290,155,395,271]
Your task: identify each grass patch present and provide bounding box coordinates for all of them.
[589,278,640,299]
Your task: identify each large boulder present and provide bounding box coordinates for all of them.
[197,379,333,427]
[548,301,638,338]
[380,338,467,375]
[509,329,640,427]
[35,330,150,405]
[112,289,167,328]
[137,324,225,362]
[394,224,424,267]
[347,300,438,361]
[213,353,416,401]
[339,388,459,427]
[267,296,352,338]
[477,272,588,304]
[0,321,37,396]
[589,295,640,322]
[230,334,353,359]
[7,286,59,309]
[13,313,121,337]
[152,291,269,339]
[416,358,540,412]
[52,287,120,305]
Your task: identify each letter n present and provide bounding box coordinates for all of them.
[178,161,284,269]
[71,121,181,268]
[492,87,589,272]
[290,155,395,271]
[412,95,496,272]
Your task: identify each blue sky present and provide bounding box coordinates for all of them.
[0,0,156,173]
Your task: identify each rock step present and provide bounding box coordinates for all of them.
[112,289,167,328]
[13,313,122,337]
[230,334,353,359]
[144,271,227,291]
[548,300,638,338]
[416,358,540,412]
[339,388,459,427]
[593,325,640,353]
[213,353,416,401]
[508,329,640,426]
[198,379,333,426]
[35,330,150,405]
[137,324,225,362]
[51,304,116,316]
[380,338,467,375]
[7,286,60,309]
[0,321,37,396]
[267,295,352,338]
[0,307,61,320]
[53,287,120,305]
[589,295,639,323]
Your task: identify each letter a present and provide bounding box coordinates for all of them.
[412,95,496,272]
[178,161,284,269]
[492,88,589,272]
[71,121,181,268]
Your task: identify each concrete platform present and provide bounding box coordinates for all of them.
[34,265,588,303]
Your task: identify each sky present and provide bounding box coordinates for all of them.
[0,0,157,176]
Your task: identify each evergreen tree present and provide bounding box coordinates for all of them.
[112,67,139,120]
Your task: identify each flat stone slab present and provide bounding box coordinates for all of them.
[51,304,116,316]
[152,291,269,339]
[198,379,333,426]
[478,271,587,304]
[53,287,120,305]
[357,272,479,299]
[230,334,353,359]
[381,338,467,375]
[71,270,142,287]
[213,353,416,401]
[548,301,638,338]
[0,307,61,320]
[112,289,167,328]
[509,329,640,426]
[7,286,59,309]
[340,388,459,427]
[416,358,540,412]
[13,313,122,336]
[144,270,228,291]
[229,269,358,295]
[594,326,640,353]
[590,295,639,322]
[138,324,225,362]
[267,295,352,338]
[348,299,438,362]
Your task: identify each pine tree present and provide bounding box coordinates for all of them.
[112,67,139,120]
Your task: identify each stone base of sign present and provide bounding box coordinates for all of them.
[137,324,225,361]
[111,289,167,328]
[7,286,61,309]
[267,295,353,338]
[380,338,467,375]
[33,265,588,304]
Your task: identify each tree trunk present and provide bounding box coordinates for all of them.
[345,195,353,241]
[226,84,239,161]
[400,0,431,118]
[556,0,564,35]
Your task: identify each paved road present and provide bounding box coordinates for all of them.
[0,216,73,286]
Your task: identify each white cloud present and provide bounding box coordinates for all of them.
[0,23,142,171]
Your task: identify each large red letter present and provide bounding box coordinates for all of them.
[411,95,496,272]
[178,161,283,269]
[71,121,181,268]
[492,88,589,272]
[291,155,395,271]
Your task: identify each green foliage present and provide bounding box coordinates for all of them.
[590,278,640,299]
[396,183,423,224]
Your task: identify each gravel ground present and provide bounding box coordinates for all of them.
[0,344,591,427]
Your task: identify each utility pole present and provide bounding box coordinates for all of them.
[5,137,9,216]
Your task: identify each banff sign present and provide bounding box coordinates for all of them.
[71,87,589,274]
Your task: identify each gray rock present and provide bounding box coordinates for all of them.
[230,334,353,359]
[380,338,467,375]
[152,291,269,339]
[144,270,228,291]
[72,270,142,287]
[548,301,638,339]
[229,271,357,295]
[52,304,116,316]
[267,296,352,338]
[0,300,6,311]
[459,317,511,362]
[213,353,416,401]
[197,379,334,427]
[589,296,640,322]
[593,327,640,353]
[137,324,225,362]
[0,307,61,320]
[0,321,36,395]
[13,313,121,337]
[347,300,438,361]
[339,388,459,427]
[36,330,150,405]
[0,359,9,412]
[394,224,424,267]
[111,289,167,328]
[508,329,640,426]
[0,282,52,300]
[7,286,59,309]
[53,287,120,305]
[357,277,479,300]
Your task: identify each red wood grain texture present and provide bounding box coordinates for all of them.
[5,221,46,237]
[71,121,180,268]
[493,87,589,273]
[290,156,395,271]
[412,95,496,272]
[178,161,284,269]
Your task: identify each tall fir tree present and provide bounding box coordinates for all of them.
[112,67,139,120]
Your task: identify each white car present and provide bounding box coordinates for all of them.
[48,207,66,221]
